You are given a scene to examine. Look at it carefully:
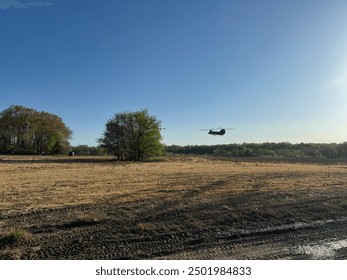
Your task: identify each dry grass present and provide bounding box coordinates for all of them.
[1,155,347,259]
[0,155,347,214]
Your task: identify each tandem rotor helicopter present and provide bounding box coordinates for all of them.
[200,127,235,136]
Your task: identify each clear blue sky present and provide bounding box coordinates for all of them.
[1,0,347,146]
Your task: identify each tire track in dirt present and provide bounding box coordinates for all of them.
[3,220,347,259]
[157,218,347,260]
[18,217,347,259]
[2,179,346,259]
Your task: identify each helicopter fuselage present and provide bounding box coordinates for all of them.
[208,129,226,136]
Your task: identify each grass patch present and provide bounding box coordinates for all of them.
[0,228,32,247]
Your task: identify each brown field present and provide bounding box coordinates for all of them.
[1,155,347,259]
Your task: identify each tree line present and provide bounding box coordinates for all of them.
[70,145,106,156]
[2,105,347,160]
[0,105,72,155]
[165,142,347,158]
[0,106,164,159]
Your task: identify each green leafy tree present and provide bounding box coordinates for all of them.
[0,105,72,154]
[98,109,164,160]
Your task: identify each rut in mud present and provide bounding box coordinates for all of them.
[1,156,347,259]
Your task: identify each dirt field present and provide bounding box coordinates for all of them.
[1,155,346,259]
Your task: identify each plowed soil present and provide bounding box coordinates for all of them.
[1,155,346,259]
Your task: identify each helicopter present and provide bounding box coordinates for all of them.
[200,127,234,136]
